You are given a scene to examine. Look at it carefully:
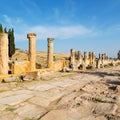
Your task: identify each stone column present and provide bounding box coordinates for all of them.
[89,52,92,65]
[92,52,96,67]
[70,49,75,68]
[84,52,88,68]
[99,53,102,60]
[78,51,83,63]
[96,59,101,69]
[27,33,36,71]
[0,33,8,74]
[118,50,120,59]
[47,38,54,70]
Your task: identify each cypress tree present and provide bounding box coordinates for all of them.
[0,24,3,33]
[4,27,7,33]
[8,28,15,57]
[11,28,15,56]
[0,23,15,57]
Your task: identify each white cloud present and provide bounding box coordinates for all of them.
[24,25,92,40]
[2,14,94,41]
[3,14,12,24]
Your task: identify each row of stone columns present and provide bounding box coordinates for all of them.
[70,49,115,70]
[27,33,54,71]
[70,49,96,70]
[0,33,54,74]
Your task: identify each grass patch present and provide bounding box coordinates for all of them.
[6,107,17,112]
[94,98,107,103]
[0,89,9,93]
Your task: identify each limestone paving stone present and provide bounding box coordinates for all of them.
[14,103,47,120]
[0,66,120,119]
[92,103,118,115]
[40,109,82,120]
[79,115,107,120]
[29,88,64,108]
[0,111,14,120]
[29,83,55,91]
[0,94,33,110]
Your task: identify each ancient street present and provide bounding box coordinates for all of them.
[0,66,120,120]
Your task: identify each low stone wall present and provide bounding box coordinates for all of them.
[11,61,30,74]
[54,60,63,71]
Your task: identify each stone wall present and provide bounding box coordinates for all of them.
[11,61,30,74]
[53,60,64,71]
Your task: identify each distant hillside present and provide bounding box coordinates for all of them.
[12,50,70,68]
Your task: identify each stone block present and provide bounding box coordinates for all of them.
[11,61,30,74]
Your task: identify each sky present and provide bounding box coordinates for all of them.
[0,0,120,57]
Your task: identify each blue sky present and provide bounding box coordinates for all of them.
[0,0,120,57]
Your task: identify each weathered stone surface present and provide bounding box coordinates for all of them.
[2,75,20,82]
[40,109,82,120]
[22,75,34,81]
[27,33,36,71]
[14,103,47,119]
[0,66,120,119]
[0,111,14,120]
[80,115,107,120]
[0,94,33,110]
[30,88,64,108]
[29,83,55,91]
[0,33,8,74]
[92,103,118,115]
[47,38,54,70]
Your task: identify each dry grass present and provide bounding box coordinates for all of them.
[12,50,69,68]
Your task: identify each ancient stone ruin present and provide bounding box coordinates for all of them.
[0,33,8,74]
[27,33,36,72]
[47,38,54,70]
[0,32,120,81]
[69,49,120,71]
[118,50,120,59]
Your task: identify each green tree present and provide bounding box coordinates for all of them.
[4,27,7,33]
[0,23,16,57]
[8,28,15,57]
[0,24,3,33]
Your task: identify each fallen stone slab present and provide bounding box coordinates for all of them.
[2,75,21,83]
[22,75,34,81]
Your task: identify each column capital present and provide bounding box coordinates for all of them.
[70,48,75,52]
[47,38,54,42]
[27,33,36,39]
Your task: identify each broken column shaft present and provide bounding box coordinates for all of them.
[89,52,92,65]
[70,49,75,65]
[0,33,8,74]
[78,51,83,62]
[27,33,36,71]
[84,52,88,68]
[47,38,54,70]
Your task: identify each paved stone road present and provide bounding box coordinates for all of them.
[0,67,120,120]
